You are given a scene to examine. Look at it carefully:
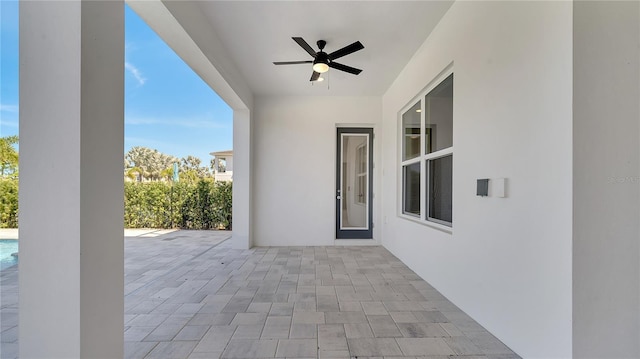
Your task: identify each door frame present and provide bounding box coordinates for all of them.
[336,127,374,239]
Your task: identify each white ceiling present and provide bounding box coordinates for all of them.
[196,1,454,97]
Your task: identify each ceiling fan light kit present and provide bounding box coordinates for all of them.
[273,37,364,82]
[312,61,329,73]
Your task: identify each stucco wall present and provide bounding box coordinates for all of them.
[380,2,573,357]
[252,96,381,246]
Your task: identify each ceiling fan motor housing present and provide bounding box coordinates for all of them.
[314,51,329,66]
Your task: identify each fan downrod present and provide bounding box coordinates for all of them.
[317,40,327,51]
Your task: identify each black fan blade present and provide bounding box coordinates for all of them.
[328,41,364,60]
[292,37,317,57]
[329,62,362,75]
[310,71,321,81]
[273,61,313,65]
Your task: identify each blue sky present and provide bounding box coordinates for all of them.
[0,3,232,163]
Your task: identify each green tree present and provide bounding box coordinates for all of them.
[181,155,211,180]
[160,167,174,182]
[126,166,143,182]
[0,135,19,178]
[125,146,178,182]
[179,169,201,184]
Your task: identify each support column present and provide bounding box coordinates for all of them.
[232,109,252,249]
[573,1,640,357]
[19,1,124,357]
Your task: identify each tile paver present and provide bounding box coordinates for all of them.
[275,338,317,357]
[232,324,264,340]
[347,337,403,356]
[221,339,278,358]
[344,323,374,338]
[396,322,449,338]
[289,323,317,339]
[292,311,324,324]
[368,315,403,338]
[396,337,455,356]
[0,230,520,359]
[174,325,210,341]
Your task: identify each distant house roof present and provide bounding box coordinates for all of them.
[210,150,233,157]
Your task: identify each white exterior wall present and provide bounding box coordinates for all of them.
[253,96,381,247]
[381,2,573,357]
[226,156,234,172]
[573,1,640,357]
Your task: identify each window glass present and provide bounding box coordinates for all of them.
[356,145,366,174]
[355,144,367,205]
[428,155,452,225]
[356,175,366,205]
[402,102,421,160]
[403,162,421,216]
[425,74,453,154]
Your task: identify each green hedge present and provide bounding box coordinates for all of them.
[0,179,232,230]
[125,180,232,230]
[0,179,18,228]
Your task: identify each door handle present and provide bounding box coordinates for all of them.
[336,196,341,200]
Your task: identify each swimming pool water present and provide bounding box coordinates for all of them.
[0,239,18,270]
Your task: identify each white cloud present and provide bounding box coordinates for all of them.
[125,116,227,129]
[0,104,19,113]
[125,62,146,86]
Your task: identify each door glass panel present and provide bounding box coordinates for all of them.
[340,134,368,229]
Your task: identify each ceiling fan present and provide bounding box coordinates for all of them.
[273,37,364,81]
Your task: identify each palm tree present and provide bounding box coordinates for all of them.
[126,167,144,182]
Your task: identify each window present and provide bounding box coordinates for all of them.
[400,73,453,227]
[217,158,227,173]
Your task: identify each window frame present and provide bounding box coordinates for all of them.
[398,69,453,232]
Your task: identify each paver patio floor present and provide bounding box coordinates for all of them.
[1,230,519,358]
